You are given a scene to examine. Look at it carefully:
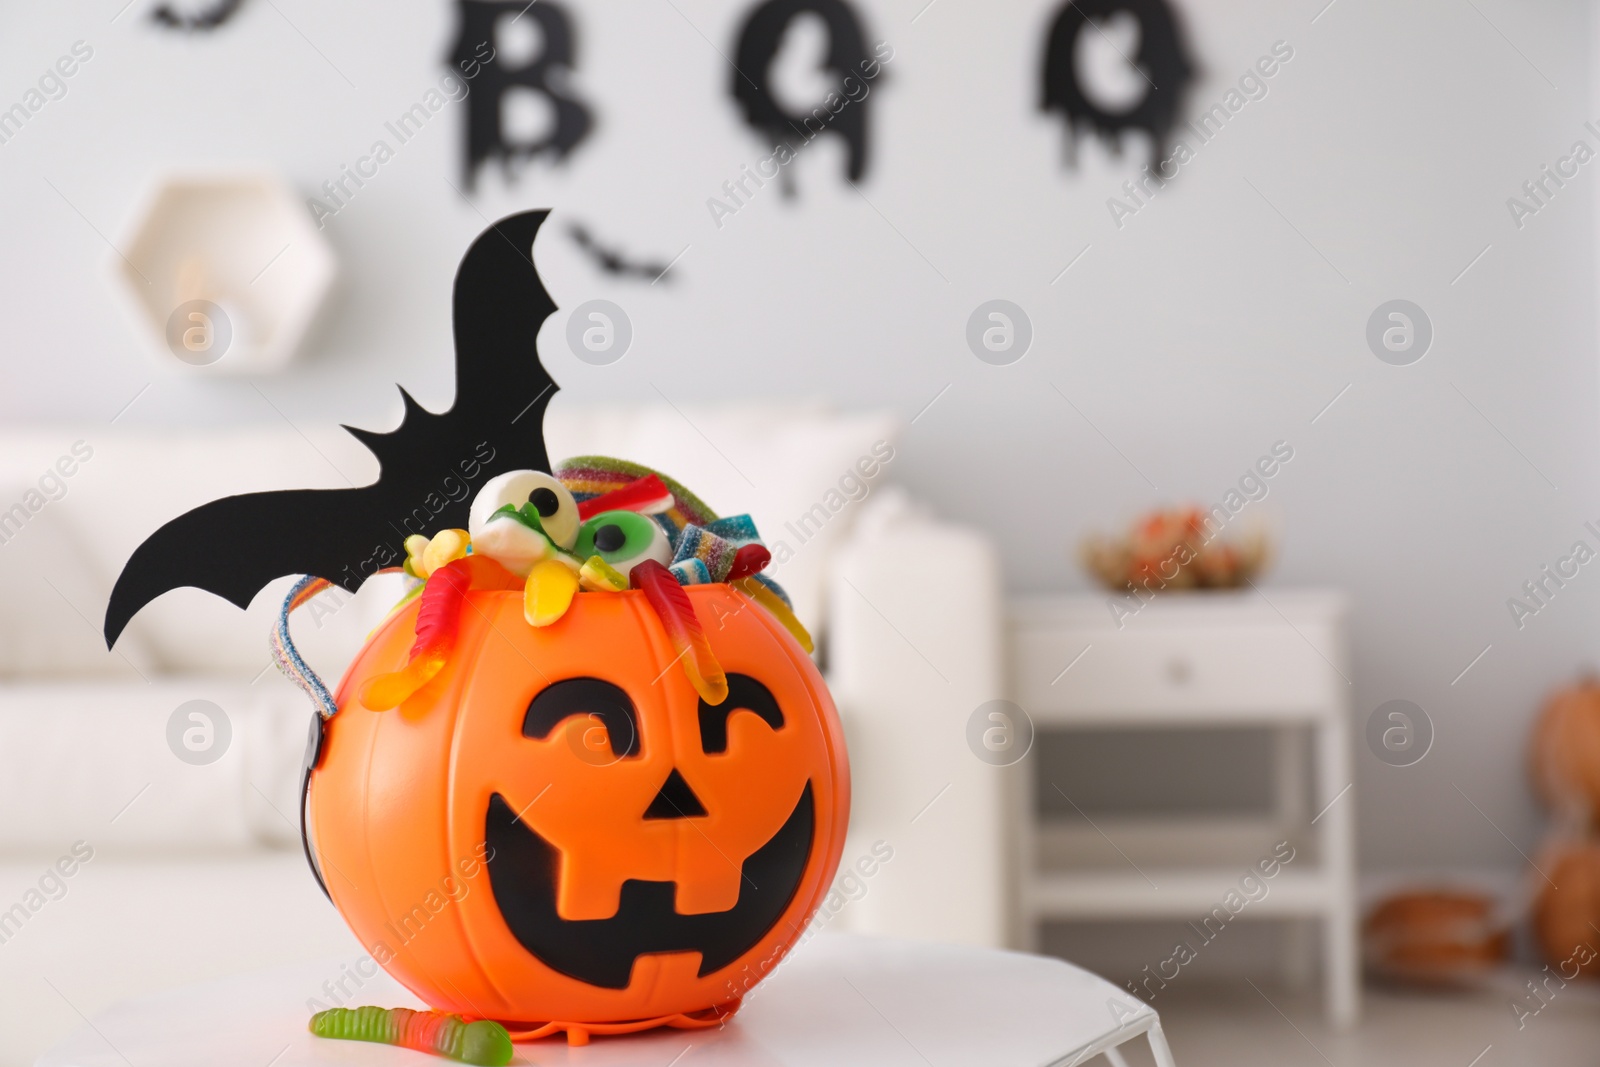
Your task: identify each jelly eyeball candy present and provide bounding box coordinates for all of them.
[468,470,581,577]
[470,514,553,578]
[468,470,580,550]
[573,509,671,579]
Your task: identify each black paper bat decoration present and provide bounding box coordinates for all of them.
[567,222,673,282]
[104,210,559,648]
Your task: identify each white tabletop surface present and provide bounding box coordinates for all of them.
[37,933,1156,1067]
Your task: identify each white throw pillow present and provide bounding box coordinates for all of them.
[0,679,309,849]
[0,487,160,680]
[545,403,902,638]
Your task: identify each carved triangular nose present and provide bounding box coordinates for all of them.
[643,768,707,820]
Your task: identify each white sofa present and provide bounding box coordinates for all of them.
[0,404,1002,1066]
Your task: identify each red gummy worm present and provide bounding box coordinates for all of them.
[411,558,472,661]
[631,559,727,705]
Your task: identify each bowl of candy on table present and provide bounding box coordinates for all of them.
[1080,505,1272,593]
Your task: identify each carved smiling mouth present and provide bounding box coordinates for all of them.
[484,782,814,990]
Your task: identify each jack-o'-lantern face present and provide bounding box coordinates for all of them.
[484,672,814,991]
[309,582,848,1026]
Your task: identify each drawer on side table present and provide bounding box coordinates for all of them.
[1011,623,1341,720]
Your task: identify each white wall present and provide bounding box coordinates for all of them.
[0,0,1595,877]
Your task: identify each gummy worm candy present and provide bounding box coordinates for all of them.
[357,557,520,711]
[726,543,771,581]
[733,575,813,654]
[358,559,470,710]
[309,1006,514,1066]
[631,559,728,704]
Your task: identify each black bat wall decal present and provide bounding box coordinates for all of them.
[104,210,560,648]
[151,0,249,31]
[567,222,674,283]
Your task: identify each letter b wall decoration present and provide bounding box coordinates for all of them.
[451,0,593,190]
[731,0,875,193]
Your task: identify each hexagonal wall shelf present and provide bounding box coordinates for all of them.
[114,172,336,375]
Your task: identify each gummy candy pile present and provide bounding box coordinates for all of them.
[355,456,807,710]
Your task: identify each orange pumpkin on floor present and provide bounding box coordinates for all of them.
[1532,841,1600,979]
[1531,676,1600,825]
[306,576,849,1028]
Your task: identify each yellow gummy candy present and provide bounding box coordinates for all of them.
[524,558,579,627]
[578,555,628,593]
[422,529,471,576]
[403,534,431,578]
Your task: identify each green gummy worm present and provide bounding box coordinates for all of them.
[309,1005,514,1066]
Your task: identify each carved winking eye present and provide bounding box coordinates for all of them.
[523,677,639,764]
[698,675,784,754]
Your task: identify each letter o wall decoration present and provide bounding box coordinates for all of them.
[731,0,875,192]
[1041,0,1196,170]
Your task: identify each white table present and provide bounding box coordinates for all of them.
[37,933,1175,1067]
[1007,591,1358,1028]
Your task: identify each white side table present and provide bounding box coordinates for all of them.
[1006,590,1358,1028]
[36,933,1177,1067]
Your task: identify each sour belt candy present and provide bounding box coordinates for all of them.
[557,456,717,546]
[671,514,764,583]
[573,472,675,520]
[670,558,713,586]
